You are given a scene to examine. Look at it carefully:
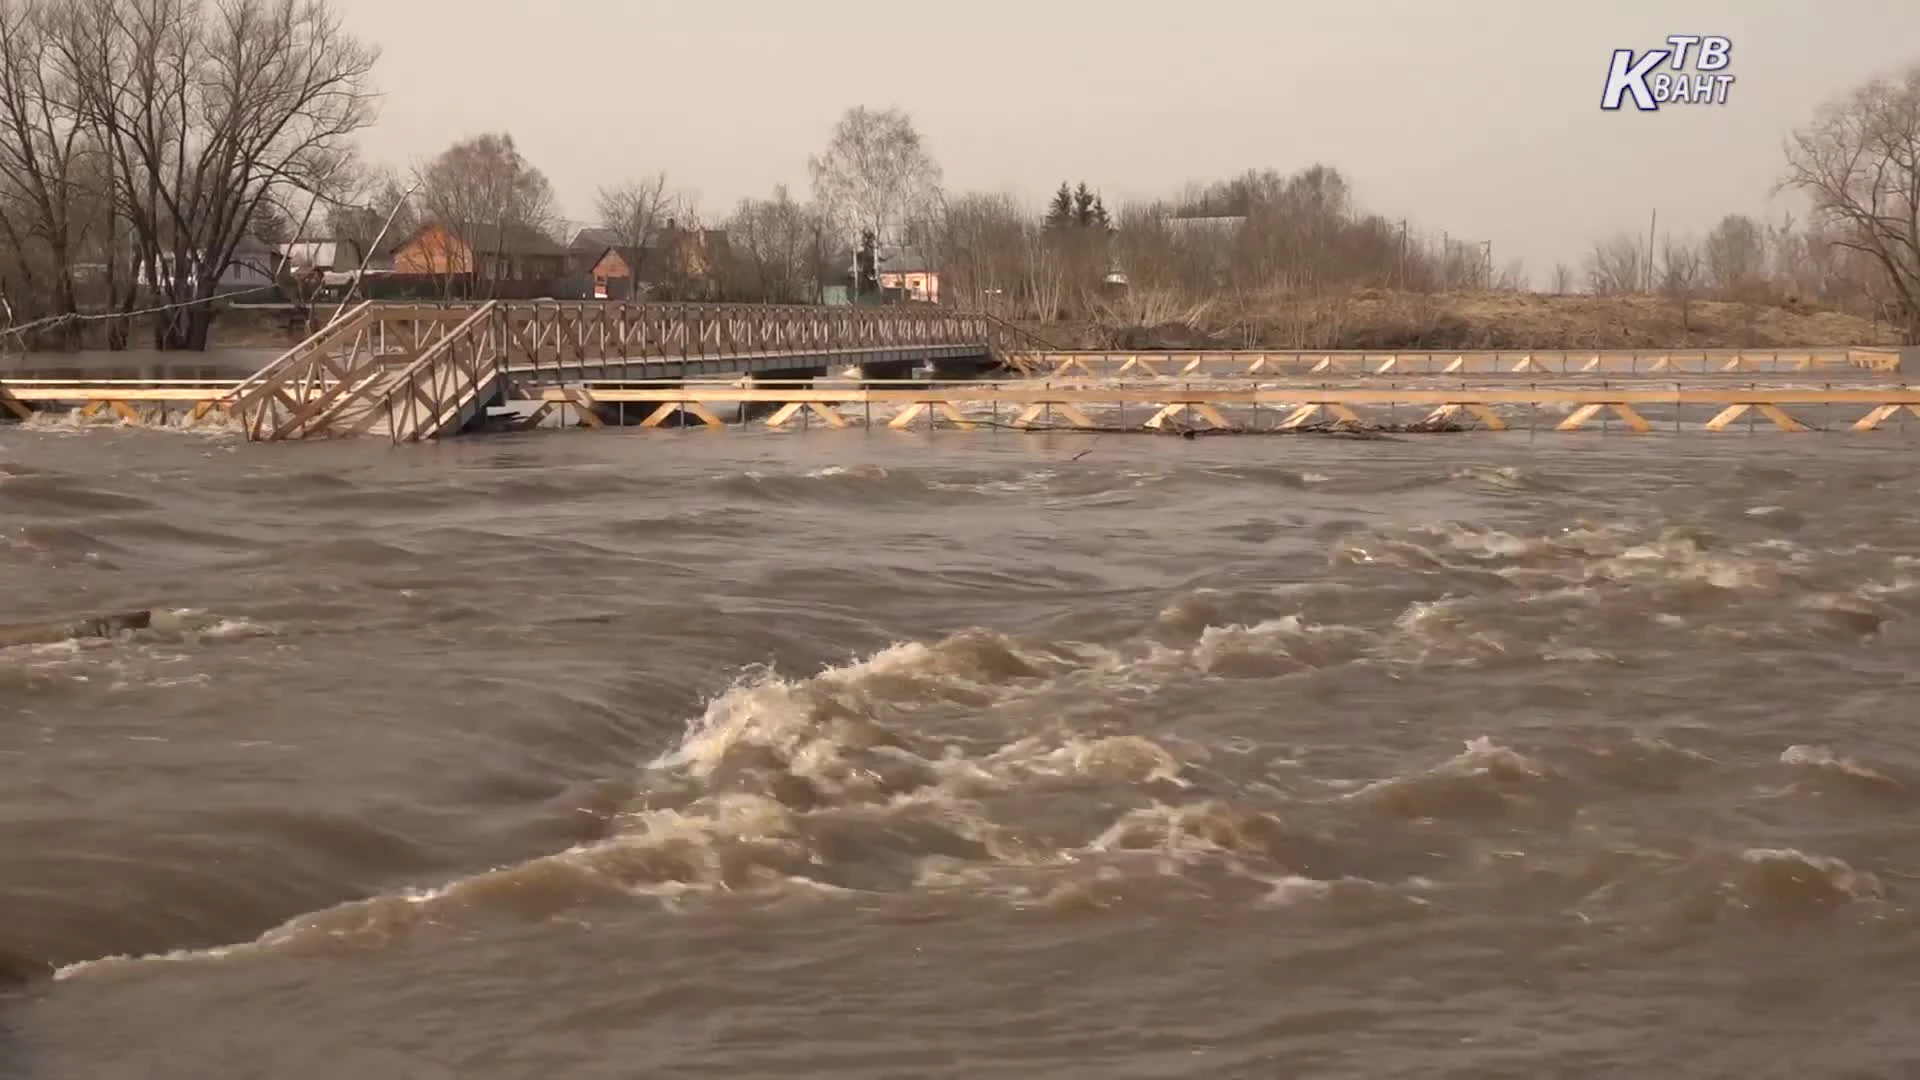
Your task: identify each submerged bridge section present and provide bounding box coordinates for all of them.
[1011,347,1905,378]
[220,300,1001,441]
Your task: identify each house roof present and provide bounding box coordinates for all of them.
[630,228,731,281]
[1166,215,1247,234]
[559,225,738,287]
[473,223,566,256]
[577,244,648,278]
[883,252,938,275]
[391,222,565,257]
[569,227,622,253]
[848,246,939,276]
[277,239,359,267]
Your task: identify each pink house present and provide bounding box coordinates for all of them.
[877,249,940,304]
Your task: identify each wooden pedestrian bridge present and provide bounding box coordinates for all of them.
[0,299,1912,439]
[223,299,1005,441]
[0,300,1004,439]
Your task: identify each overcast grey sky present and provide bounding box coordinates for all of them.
[330,0,1920,283]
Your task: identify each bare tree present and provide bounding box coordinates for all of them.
[724,185,822,303]
[1022,221,1067,321]
[1111,202,1186,295]
[1782,64,1920,341]
[326,164,417,270]
[412,132,558,298]
[1549,262,1574,294]
[1769,216,1875,313]
[808,105,943,250]
[1585,233,1647,294]
[1492,258,1527,291]
[595,171,684,255]
[1700,213,1768,299]
[927,190,1027,314]
[0,0,95,346]
[1659,236,1703,329]
[47,0,377,349]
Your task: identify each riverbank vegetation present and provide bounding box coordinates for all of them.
[2,0,1918,351]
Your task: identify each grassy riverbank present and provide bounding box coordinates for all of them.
[1013,290,1900,351]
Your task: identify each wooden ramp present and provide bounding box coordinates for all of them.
[381,305,508,441]
[225,302,504,441]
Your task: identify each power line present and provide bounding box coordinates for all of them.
[4,181,422,349]
[2,282,287,344]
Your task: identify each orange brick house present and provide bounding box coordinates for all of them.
[568,222,732,301]
[586,246,635,299]
[390,222,568,291]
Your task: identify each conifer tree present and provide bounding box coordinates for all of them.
[1046,183,1074,228]
[1073,182,1096,227]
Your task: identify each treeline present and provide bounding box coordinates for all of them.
[724,75,1920,343]
[0,0,376,349]
[919,166,1518,329]
[1568,213,1888,328]
[7,0,1920,350]
[713,153,1518,318]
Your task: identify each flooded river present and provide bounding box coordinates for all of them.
[0,348,280,383]
[2,421,1919,1078]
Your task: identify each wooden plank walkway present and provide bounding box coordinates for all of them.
[8,373,1920,437]
[1014,348,1904,378]
[524,382,1920,434]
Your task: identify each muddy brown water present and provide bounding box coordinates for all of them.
[3,421,1920,1078]
[1,348,280,383]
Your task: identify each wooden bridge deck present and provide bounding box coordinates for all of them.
[1014,347,1904,378]
[200,300,1003,441]
[518,381,1920,434]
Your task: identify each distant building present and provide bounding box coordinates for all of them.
[585,246,634,299]
[872,246,941,304]
[1165,214,1248,238]
[277,239,362,274]
[389,222,569,294]
[563,222,731,301]
[566,227,623,274]
[134,234,284,294]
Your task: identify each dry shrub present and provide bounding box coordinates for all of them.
[1018,289,1897,351]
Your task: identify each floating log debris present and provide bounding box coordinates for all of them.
[0,609,152,649]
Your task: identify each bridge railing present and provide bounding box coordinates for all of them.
[225,301,377,438]
[230,304,479,440]
[488,300,992,369]
[226,301,374,402]
[377,302,505,442]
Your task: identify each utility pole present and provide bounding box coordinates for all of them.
[1398,218,1407,287]
[1646,209,1658,291]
